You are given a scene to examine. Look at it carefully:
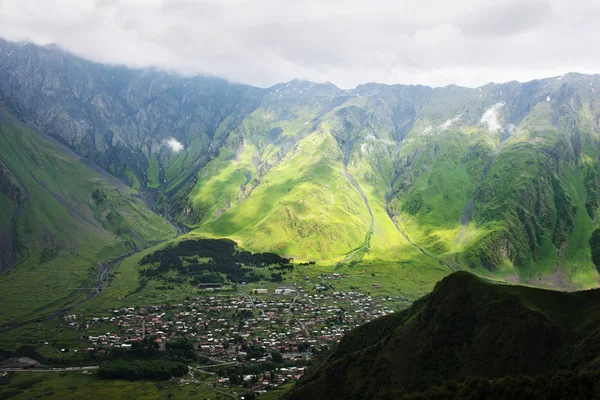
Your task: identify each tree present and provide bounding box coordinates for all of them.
[271,351,284,363]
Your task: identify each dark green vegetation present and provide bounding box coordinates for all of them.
[138,238,293,284]
[285,271,600,400]
[386,371,600,400]
[0,371,221,399]
[589,228,600,270]
[98,360,188,381]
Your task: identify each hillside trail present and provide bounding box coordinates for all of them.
[340,165,373,266]
[384,199,455,272]
[343,156,455,272]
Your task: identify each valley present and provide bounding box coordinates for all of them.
[1,38,600,399]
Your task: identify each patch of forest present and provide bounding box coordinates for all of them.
[138,239,293,285]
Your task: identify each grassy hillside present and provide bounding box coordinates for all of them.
[285,271,600,400]
[0,107,176,325]
[2,39,600,289]
[168,75,600,290]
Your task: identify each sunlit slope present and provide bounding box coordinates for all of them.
[175,75,600,288]
[184,85,443,264]
[2,38,600,289]
[0,108,176,324]
[194,132,372,260]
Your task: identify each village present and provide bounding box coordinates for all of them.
[62,273,406,397]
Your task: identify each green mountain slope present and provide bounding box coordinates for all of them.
[285,271,600,400]
[0,105,176,325]
[1,39,600,289]
[179,76,600,289]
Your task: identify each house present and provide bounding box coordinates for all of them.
[197,283,222,289]
[275,288,296,295]
[253,289,268,294]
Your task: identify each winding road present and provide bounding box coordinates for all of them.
[238,291,265,316]
[294,318,310,338]
[0,366,99,373]
[288,293,300,313]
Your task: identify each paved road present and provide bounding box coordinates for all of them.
[0,366,99,372]
[195,362,238,368]
[294,318,310,338]
[207,382,237,399]
[238,291,265,316]
[288,294,300,313]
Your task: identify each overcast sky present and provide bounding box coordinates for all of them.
[0,0,598,88]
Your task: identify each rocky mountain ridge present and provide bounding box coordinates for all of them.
[1,38,600,289]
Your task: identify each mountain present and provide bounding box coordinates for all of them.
[1,39,600,290]
[284,271,600,399]
[0,100,176,325]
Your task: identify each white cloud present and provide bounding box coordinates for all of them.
[439,115,462,131]
[480,103,505,133]
[164,137,184,153]
[0,0,599,88]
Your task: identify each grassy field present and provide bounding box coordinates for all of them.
[0,372,220,400]
[0,108,176,326]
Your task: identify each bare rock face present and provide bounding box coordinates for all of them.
[0,39,264,189]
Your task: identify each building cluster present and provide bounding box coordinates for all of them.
[66,285,401,394]
[79,290,397,355]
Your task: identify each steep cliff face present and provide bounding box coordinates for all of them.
[0,39,264,193]
[1,39,600,287]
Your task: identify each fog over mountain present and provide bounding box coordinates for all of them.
[0,0,599,88]
[2,4,600,399]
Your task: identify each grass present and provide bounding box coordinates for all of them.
[0,372,219,400]
[0,108,176,325]
[286,270,600,400]
[154,81,600,291]
[3,69,600,339]
[146,155,160,189]
[195,132,372,260]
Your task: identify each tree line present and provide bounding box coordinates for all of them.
[138,238,293,284]
[98,359,188,381]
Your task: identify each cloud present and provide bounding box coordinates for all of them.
[439,115,462,131]
[480,103,505,133]
[164,137,184,153]
[457,0,553,37]
[0,0,598,88]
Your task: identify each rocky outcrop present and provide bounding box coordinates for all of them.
[0,39,264,190]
